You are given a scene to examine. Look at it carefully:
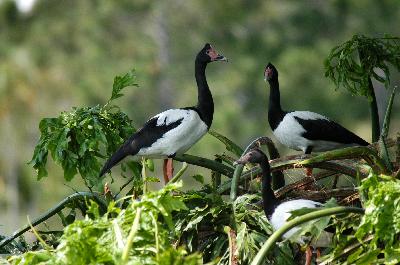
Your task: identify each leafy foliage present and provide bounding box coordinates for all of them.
[319,172,400,265]
[29,69,139,188]
[356,173,400,262]
[8,182,201,265]
[6,60,400,265]
[325,34,400,99]
[287,198,338,244]
[175,189,294,264]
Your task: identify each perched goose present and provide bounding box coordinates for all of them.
[264,63,369,175]
[99,43,227,181]
[235,148,324,265]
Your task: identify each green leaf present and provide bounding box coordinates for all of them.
[109,68,138,102]
[124,161,142,178]
[287,199,338,243]
[145,159,154,172]
[192,174,204,184]
[157,247,203,265]
[145,176,160,183]
[208,130,243,157]
[62,151,78,181]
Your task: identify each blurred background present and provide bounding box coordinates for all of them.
[0,0,399,235]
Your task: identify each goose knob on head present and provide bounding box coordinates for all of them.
[264,63,369,175]
[99,43,227,182]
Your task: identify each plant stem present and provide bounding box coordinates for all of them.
[250,206,364,265]
[319,234,374,265]
[142,158,147,194]
[218,158,365,195]
[169,162,188,184]
[150,212,160,262]
[212,157,222,189]
[0,192,106,248]
[27,216,51,250]
[224,226,238,265]
[121,207,142,264]
[379,86,397,171]
[369,79,380,142]
[275,171,339,199]
[230,164,244,201]
[358,48,380,142]
[299,146,389,174]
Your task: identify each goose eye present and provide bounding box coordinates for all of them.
[206,50,210,55]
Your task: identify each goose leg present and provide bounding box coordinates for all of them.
[304,146,313,177]
[316,248,321,261]
[305,168,313,177]
[305,246,312,265]
[163,158,174,184]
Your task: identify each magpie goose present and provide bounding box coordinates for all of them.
[99,44,227,181]
[264,63,369,175]
[235,148,324,264]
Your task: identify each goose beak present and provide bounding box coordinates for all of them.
[214,54,228,62]
[234,157,247,166]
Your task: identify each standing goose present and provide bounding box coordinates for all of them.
[99,43,227,181]
[264,63,369,175]
[235,148,323,265]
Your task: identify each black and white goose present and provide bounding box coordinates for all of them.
[235,148,323,264]
[264,63,369,175]
[99,43,227,181]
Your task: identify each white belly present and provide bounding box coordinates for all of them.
[270,199,321,242]
[273,111,354,153]
[273,114,310,152]
[137,110,208,158]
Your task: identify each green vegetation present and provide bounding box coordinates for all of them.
[29,69,139,189]
[325,35,400,141]
[1,1,400,264]
[1,54,399,263]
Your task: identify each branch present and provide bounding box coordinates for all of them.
[275,171,339,199]
[319,234,374,265]
[378,86,397,171]
[218,157,365,195]
[299,146,389,174]
[250,207,365,265]
[288,188,357,201]
[121,207,142,264]
[0,192,107,248]
[169,162,188,183]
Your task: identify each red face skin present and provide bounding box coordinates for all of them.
[265,67,273,80]
[206,46,220,61]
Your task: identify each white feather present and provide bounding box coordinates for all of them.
[273,111,355,152]
[137,109,208,158]
[270,199,321,242]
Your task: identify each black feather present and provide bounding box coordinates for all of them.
[99,115,183,177]
[294,116,369,146]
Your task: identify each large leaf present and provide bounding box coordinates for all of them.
[208,130,243,157]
